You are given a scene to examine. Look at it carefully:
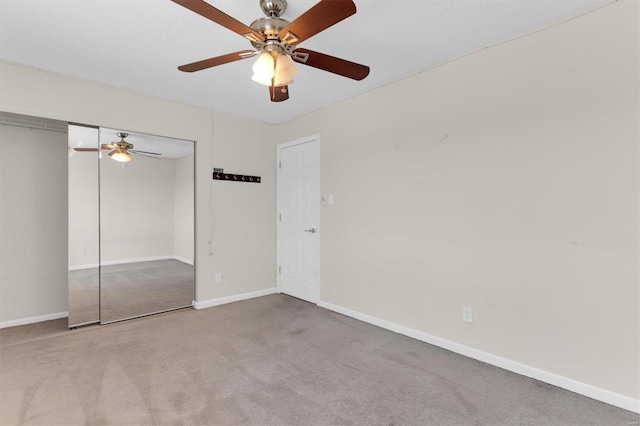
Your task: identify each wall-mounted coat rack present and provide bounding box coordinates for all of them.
[212,169,261,183]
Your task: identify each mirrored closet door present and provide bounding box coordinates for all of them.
[68,124,195,326]
[68,124,100,327]
[98,128,195,324]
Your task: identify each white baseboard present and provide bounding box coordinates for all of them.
[69,255,194,271]
[99,255,175,266]
[317,300,640,414]
[0,311,68,330]
[194,288,278,310]
[69,263,99,271]
[173,256,194,266]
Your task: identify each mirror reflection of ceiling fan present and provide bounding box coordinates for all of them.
[172,0,370,102]
[74,133,162,163]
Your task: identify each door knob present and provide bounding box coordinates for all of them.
[304,228,317,234]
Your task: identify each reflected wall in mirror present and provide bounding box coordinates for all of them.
[68,124,100,327]
[98,128,194,324]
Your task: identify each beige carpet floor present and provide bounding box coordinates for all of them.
[69,259,195,326]
[0,294,637,425]
[0,319,69,347]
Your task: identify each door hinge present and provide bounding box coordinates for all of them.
[278,161,282,169]
[278,265,282,274]
[279,213,282,222]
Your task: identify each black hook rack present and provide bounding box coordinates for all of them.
[212,169,261,183]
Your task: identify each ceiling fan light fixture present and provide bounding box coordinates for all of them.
[251,50,297,87]
[251,52,275,86]
[110,148,132,163]
[273,53,297,86]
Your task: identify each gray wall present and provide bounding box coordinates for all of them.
[99,153,176,263]
[0,122,68,321]
[174,154,194,263]
[275,0,639,401]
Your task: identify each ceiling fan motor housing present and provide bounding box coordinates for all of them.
[250,17,290,44]
[249,16,293,55]
[115,132,133,149]
[253,0,290,49]
[260,0,287,17]
[117,141,133,149]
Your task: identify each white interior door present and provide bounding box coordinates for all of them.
[277,136,320,303]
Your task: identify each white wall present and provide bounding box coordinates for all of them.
[207,113,277,299]
[0,124,68,322]
[0,60,278,315]
[100,153,176,262]
[275,0,638,403]
[174,154,194,263]
[68,126,99,268]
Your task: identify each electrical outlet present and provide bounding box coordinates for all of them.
[215,273,222,284]
[463,307,473,323]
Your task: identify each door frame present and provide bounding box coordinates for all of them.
[276,134,321,303]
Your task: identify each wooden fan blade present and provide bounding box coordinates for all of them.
[74,148,99,152]
[178,50,256,72]
[279,0,356,45]
[269,85,289,102]
[291,48,369,80]
[171,0,265,43]
[130,149,162,156]
[101,144,117,150]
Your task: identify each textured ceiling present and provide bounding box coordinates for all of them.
[0,0,614,124]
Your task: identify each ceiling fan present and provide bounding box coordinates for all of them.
[172,0,370,102]
[74,133,162,163]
